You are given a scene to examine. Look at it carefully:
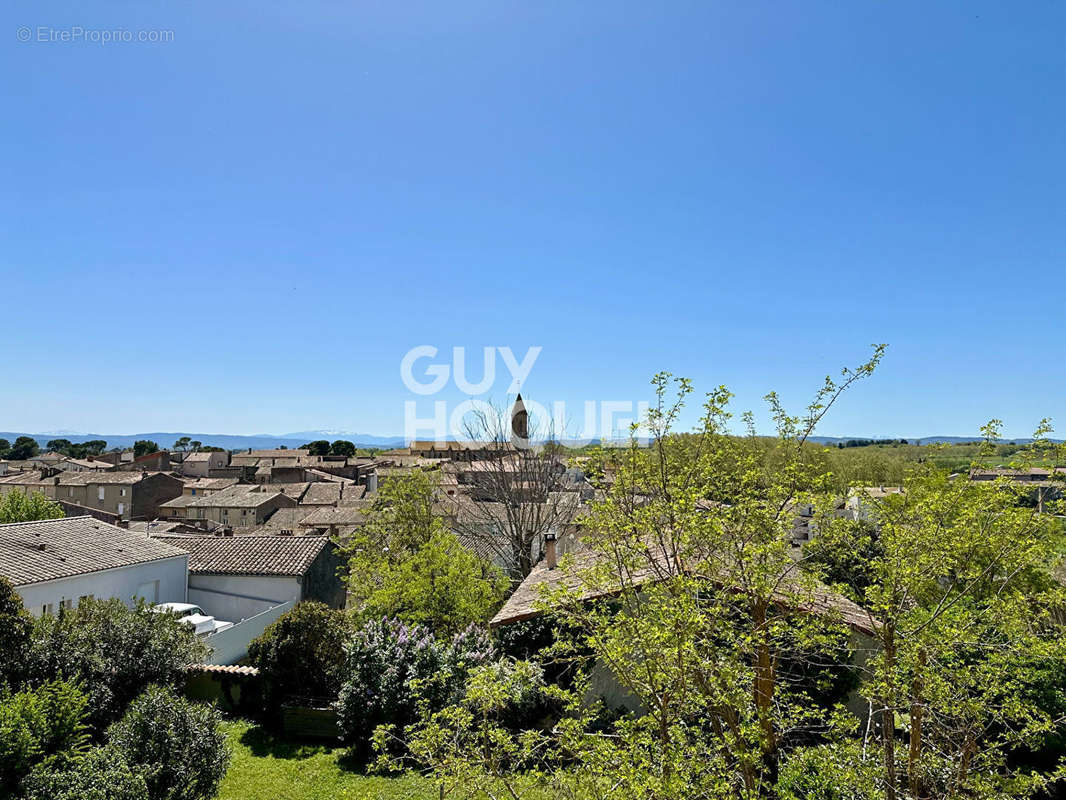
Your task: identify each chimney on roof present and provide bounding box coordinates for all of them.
[37,543,46,551]
[544,531,557,570]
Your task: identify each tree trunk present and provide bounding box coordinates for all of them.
[908,647,927,799]
[752,599,779,787]
[881,623,898,800]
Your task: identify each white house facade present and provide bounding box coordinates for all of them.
[0,516,189,616]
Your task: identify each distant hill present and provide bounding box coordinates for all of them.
[0,431,406,452]
[808,436,1063,445]
[2,431,1058,454]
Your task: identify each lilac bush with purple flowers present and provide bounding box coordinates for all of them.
[336,617,495,754]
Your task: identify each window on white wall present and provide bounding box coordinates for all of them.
[97,487,105,500]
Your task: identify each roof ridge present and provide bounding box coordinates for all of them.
[0,514,96,529]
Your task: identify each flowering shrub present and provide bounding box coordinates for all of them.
[335,618,494,753]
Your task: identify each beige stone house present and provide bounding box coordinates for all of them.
[181,450,230,477]
[160,484,297,526]
[1,471,184,521]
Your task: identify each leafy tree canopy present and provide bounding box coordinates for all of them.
[0,491,64,525]
[132,440,159,458]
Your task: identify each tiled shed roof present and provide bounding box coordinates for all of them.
[153,534,331,577]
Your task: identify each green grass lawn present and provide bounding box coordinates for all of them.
[217,719,437,800]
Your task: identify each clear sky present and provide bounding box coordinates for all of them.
[2,1,1063,439]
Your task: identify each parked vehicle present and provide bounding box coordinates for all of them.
[152,601,233,636]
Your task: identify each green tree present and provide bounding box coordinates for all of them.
[248,601,351,710]
[392,351,887,799]
[24,599,206,730]
[819,425,1066,800]
[0,679,91,799]
[0,491,64,525]
[46,438,74,455]
[342,471,506,633]
[304,439,330,456]
[81,440,107,456]
[172,437,191,454]
[0,577,33,687]
[22,745,148,800]
[357,528,507,634]
[330,439,356,457]
[0,439,10,457]
[132,440,159,458]
[8,436,39,460]
[107,686,230,800]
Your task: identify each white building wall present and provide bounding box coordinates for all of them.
[186,573,302,622]
[15,556,189,616]
[204,600,296,665]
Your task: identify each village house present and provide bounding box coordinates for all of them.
[0,516,190,615]
[28,451,67,470]
[62,456,116,472]
[490,532,876,712]
[159,484,298,526]
[180,450,230,477]
[152,534,346,622]
[181,477,240,497]
[0,470,183,521]
[115,450,172,472]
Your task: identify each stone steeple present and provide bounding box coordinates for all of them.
[510,393,529,449]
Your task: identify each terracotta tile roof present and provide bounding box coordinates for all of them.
[0,470,44,485]
[297,506,367,527]
[55,471,153,486]
[153,534,331,577]
[491,539,876,636]
[182,478,238,491]
[160,495,200,509]
[179,485,296,509]
[0,516,189,586]
[63,458,114,470]
[187,663,259,677]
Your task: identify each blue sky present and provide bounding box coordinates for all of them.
[1,1,1063,439]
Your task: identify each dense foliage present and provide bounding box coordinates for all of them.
[107,686,230,800]
[0,492,63,525]
[248,601,351,709]
[0,578,32,688]
[24,598,206,730]
[0,679,90,798]
[44,439,107,458]
[336,618,494,754]
[343,472,507,633]
[379,354,1066,800]
[21,746,149,800]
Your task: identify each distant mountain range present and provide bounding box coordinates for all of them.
[2,430,1061,454]
[0,431,407,451]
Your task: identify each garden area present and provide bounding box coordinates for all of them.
[216,720,434,800]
